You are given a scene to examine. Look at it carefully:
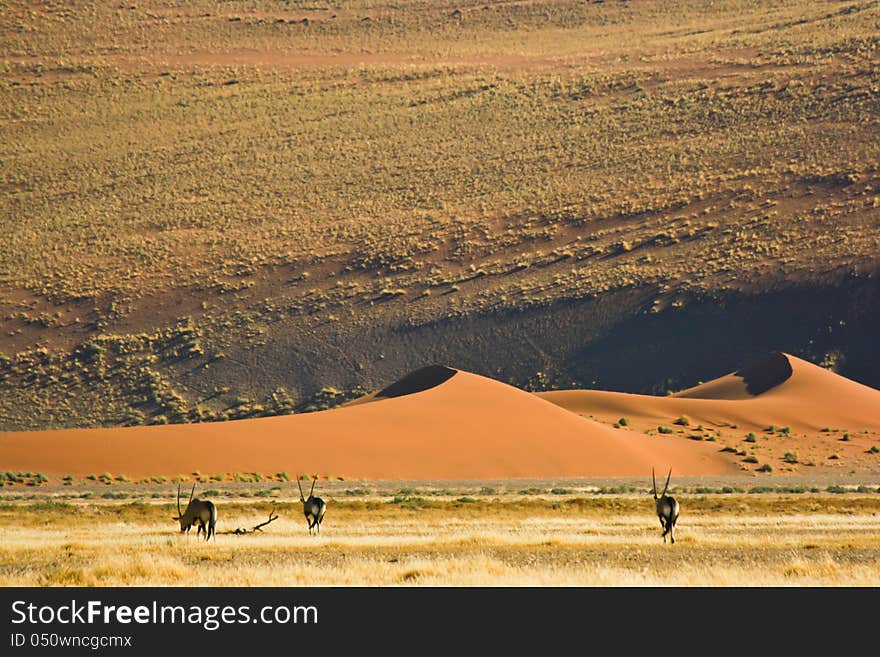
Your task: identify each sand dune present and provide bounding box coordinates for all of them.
[0,367,736,480]
[538,353,880,435]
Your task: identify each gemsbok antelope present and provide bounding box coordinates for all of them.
[172,483,217,542]
[297,475,326,535]
[652,468,680,544]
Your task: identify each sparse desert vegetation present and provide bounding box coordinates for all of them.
[3,484,880,586]
[2,0,879,429]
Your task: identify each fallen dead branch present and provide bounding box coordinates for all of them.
[223,506,279,535]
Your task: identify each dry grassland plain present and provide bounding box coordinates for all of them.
[1,0,879,429]
[2,483,880,586]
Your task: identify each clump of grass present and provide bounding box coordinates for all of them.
[657,426,674,434]
[743,455,759,463]
[618,417,629,426]
[867,446,879,454]
[839,433,849,441]
[597,485,636,494]
[744,432,757,443]
[550,488,570,495]
[673,415,690,426]
[390,495,428,509]
[756,464,773,473]
[783,452,798,464]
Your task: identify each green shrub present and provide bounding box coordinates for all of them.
[756,464,773,472]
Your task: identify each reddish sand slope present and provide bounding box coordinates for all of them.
[538,353,880,435]
[0,368,736,480]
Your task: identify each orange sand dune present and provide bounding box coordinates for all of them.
[0,368,737,480]
[538,353,880,435]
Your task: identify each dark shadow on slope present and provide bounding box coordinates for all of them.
[375,365,458,399]
[734,351,794,395]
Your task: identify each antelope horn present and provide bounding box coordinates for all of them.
[189,483,196,504]
[177,483,182,516]
[297,475,305,501]
[662,469,672,497]
[309,475,317,498]
[652,468,657,500]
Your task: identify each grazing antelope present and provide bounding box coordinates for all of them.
[172,483,217,542]
[652,468,680,544]
[297,475,326,535]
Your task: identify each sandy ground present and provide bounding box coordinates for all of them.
[0,353,878,481]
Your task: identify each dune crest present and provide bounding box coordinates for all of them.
[539,353,880,435]
[0,368,736,480]
[675,351,794,400]
[345,365,459,407]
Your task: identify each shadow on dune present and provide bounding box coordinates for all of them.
[374,365,458,399]
[734,351,794,395]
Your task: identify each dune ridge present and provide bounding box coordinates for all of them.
[539,353,880,435]
[673,351,794,400]
[0,368,736,480]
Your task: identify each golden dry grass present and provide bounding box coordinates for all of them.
[2,493,880,586]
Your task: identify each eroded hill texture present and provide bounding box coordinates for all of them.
[1,0,878,430]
